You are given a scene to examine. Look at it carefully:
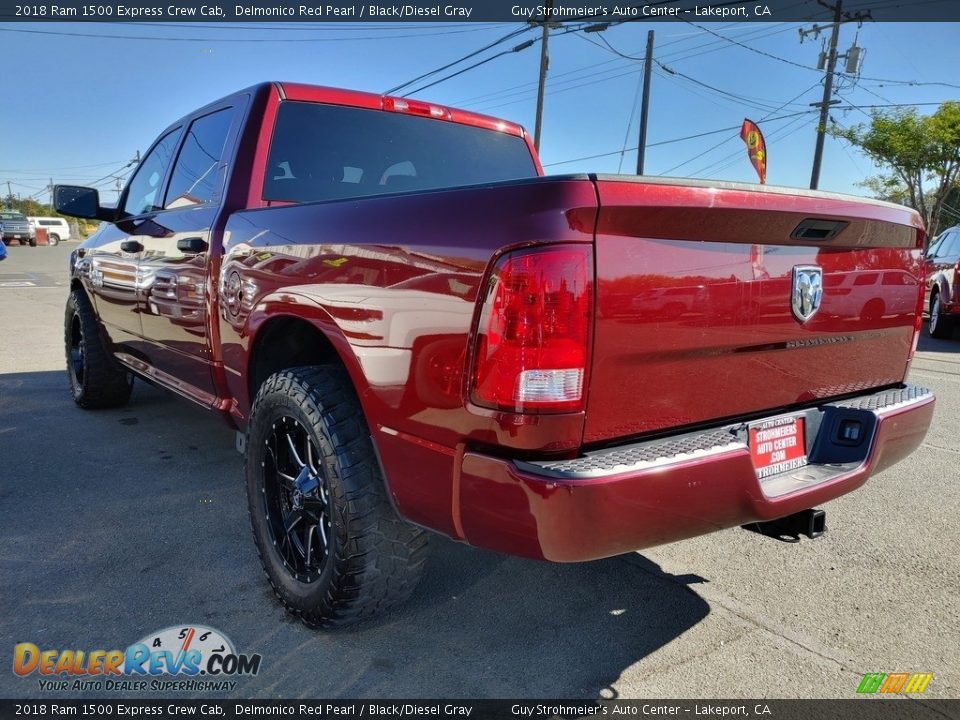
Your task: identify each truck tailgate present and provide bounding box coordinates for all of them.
[586,176,926,444]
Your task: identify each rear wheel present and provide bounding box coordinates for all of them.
[246,366,428,628]
[65,289,133,408]
[929,291,953,339]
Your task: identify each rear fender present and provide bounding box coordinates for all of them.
[243,292,462,536]
[244,292,374,417]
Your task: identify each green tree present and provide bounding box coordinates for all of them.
[832,102,960,235]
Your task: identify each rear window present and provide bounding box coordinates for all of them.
[263,101,537,204]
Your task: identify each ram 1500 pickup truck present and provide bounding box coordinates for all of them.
[55,82,935,627]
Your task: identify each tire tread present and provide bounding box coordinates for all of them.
[246,366,428,628]
[65,289,133,409]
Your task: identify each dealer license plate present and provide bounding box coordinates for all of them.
[749,415,807,479]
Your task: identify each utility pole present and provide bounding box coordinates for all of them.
[49,178,54,207]
[809,1,842,190]
[802,0,870,189]
[532,0,553,153]
[636,30,655,176]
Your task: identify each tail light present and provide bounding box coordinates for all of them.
[908,240,929,364]
[909,282,924,361]
[470,245,593,414]
[382,96,451,120]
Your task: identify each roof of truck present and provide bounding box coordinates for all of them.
[187,81,528,139]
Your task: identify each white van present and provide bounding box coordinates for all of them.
[27,217,71,245]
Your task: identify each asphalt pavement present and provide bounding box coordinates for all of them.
[1,241,958,700]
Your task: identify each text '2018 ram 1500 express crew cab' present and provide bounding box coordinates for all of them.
[55,82,934,627]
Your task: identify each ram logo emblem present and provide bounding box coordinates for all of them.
[791,265,823,323]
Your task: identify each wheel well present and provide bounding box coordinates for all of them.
[248,317,344,401]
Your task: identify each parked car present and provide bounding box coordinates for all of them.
[0,236,6,261]
[0,210,36,246]
[924,224,960,338]
[55,82,934,627]
[27,216,71,245]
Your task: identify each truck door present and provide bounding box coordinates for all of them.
[136,106,239,406]
[86,129,181,347]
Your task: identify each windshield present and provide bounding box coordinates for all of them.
[0,212,28,221]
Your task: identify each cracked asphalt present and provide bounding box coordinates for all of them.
[1,242,958,700]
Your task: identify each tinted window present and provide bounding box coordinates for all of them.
[939,231,960,258]
[123,130,181,216]
[165,109,235,209]
[263,102,537,204]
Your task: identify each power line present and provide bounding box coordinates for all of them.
[462,23,799,114]
[684,21,960,91]
[684,22,824,73]
[542,110,816,168]
[0,25,510,43]
[0,160,128,173]
[839,73,960,90]
[661,80,823,175]
[127,21,499,31]
[618,73,645,173]
[654,61,813,114]
[692,115,815,178]
[448,22,788,110]
[543,97,948,172]
[406,38,540,96]
[403,23,595,98]
[385,25,533,95]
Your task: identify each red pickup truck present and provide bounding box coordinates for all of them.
[56,82,934,627]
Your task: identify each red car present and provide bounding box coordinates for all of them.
[925,224,960,338]
[55,83,934,627]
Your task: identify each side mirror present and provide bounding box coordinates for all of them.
[54,185,116,222]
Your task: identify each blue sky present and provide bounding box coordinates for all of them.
[1,19,958,202]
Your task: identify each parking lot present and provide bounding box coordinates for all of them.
[1,241,958,700]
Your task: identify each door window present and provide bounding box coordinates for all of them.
[940,231,960,259]
[164,108,235,209]
[122,130,181,217]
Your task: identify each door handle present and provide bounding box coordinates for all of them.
[177,237,208,254]
[120,240,143,253]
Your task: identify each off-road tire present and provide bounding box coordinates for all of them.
[929,291,953,339]
[65,289,133,408]
[246,366,428,628]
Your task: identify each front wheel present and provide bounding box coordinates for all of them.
[65,289,133,408]
[49,234,60,246]
[929,292,953,339]
[246,366,428,628]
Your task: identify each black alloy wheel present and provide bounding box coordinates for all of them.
[261,415,333,582]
